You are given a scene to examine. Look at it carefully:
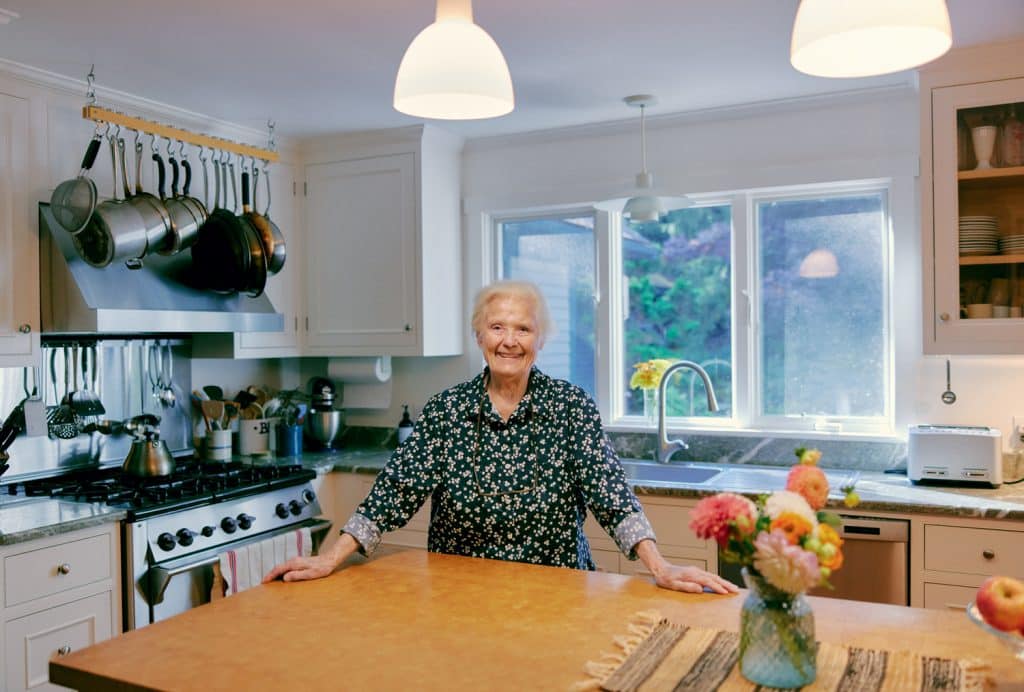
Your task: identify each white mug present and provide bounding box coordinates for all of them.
[238,418,272,456]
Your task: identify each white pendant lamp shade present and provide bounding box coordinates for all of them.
[394,0,514,120]
[790,0,952,78]
[799,248,840,278]
[595,95,691,223]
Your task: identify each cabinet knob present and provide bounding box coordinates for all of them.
[57,563,71,575]
[404,324,412,332]
[982,549,995,560]
[57,645,72,656]
[18,323,31,333]
[939,312,950,322]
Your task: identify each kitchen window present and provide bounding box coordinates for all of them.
[492,180,892,435]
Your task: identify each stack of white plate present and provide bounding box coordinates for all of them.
[959,216,999,255]
[1000,234,1024,254]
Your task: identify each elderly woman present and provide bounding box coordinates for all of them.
[265,280,736,594]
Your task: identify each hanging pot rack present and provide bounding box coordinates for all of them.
[82,105,279,163]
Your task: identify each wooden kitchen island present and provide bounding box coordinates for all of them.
[51,550,1023,690]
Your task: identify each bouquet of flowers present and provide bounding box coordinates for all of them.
[689,447,860,594]
[629,359,673,390]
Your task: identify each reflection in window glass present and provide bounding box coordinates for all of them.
[757,193,887,419]
[497,215,596,398]
[621,205,732,418]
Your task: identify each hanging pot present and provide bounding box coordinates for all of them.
[252,163,286,275]
[124,136,171,263]
[159,148,203,255]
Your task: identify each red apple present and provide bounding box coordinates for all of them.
[976,575,1024,632]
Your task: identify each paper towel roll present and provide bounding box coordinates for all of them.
[328,356,392,409]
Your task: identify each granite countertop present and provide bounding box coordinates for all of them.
[0,495,125,546]
[320,447,1024,522]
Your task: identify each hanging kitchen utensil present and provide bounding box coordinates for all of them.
[942,359,957,404]
[257,159,287,275]
[159,142,202,255]
[49,347,79,439]
[250,161,286,275]
[75,344,106,417]
[159,341,176,408]
[179,141,209,227]
[238,169,268,296]
[51,130,103,234]
[125,133,172,259]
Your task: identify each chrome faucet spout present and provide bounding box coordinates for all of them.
[656,360,719,464]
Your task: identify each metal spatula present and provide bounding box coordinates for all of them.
[74,345,106,417]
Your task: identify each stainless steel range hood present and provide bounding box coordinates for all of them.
[39,204,284,335]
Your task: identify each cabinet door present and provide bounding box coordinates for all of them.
[0,92,39,365]
[304,153,418,354]
[928,77,1024,353]
[236,160,303,356]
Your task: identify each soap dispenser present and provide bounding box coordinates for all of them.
[397,404,414,444]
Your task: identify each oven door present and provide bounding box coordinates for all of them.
[125,518,332,630]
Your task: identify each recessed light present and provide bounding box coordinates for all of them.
[0,8,19,24]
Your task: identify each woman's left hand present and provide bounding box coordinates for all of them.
[651,563,739,594]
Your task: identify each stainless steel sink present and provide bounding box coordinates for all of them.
[618,459,722,485]
[713,467,854,494]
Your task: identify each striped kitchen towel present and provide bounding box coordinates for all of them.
[213,527,312,598]
[575,611,991,692]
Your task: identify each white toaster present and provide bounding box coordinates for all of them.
[907,425,1002,486]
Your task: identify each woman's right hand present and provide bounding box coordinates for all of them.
[262,533,357,583]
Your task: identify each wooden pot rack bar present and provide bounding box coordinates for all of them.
[82,105,279,163]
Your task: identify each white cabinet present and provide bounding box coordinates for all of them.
[0,90,40,365]
[330,472,428,551]
[302,125,463,357]
[921,44,1024,354]
[1,523,121,691]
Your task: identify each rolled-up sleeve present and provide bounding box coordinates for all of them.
[342,396,444,556]
[572,396,656,560]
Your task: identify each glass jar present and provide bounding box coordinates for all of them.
[739,569,817,689]
[1000,105,1024,168]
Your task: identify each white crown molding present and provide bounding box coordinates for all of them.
[465,83,916,153]
[0,8,18,24]
[0,57,295,153]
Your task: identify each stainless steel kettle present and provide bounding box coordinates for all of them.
[123,415,175,477]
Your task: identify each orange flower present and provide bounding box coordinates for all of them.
[815,524,844,570]
[786,464,829,510]
[798,448,822,466]
[769,512,814,545]
[816,523,843,548]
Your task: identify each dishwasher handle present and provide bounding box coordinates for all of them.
[838,516,909,542]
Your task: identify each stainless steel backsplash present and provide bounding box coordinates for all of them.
[0,339,194,482]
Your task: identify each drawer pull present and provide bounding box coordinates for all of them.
[982,549,995,560]
[57,563,71,575]
[944,602,967,611]
[57,645,71,656]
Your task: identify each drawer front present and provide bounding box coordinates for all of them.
[590,548,620,574]
[924,525,1024,577]
[641,501,705,550]
[923,582,977,611]
[4,534,111,607]
[5,591,113,691]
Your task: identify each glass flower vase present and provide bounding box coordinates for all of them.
[642,388,658,427]
[738,569,817,689]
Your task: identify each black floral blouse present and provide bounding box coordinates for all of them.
[341,367,655,570]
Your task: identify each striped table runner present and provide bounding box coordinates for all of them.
[575,611,991,692]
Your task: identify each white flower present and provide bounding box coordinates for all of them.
[764,490,818,527]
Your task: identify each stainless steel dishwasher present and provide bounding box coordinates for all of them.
[719,515,910,605]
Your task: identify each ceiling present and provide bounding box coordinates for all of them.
[1,1,1023,141]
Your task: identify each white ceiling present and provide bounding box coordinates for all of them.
[1,1,1022,141]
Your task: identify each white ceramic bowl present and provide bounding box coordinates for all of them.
[966,601,1024,661]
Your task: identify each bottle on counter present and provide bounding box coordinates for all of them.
[397,404,414,444]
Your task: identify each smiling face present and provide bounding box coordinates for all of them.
[476,295,541,386]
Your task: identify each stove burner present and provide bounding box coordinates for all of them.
[13,460,314,519]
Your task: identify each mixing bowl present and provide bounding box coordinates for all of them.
[305,410,344,449]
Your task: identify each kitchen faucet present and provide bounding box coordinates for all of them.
[656,360,719,464]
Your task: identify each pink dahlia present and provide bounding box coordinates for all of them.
[753,530,821,594]
[786,464,829,510]
[689,493,757,548]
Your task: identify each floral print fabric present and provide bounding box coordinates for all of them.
[342,367,655,570]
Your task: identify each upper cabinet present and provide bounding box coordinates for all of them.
[922,43,1024,354]
[0,90,39,366]
[302,126,463,357]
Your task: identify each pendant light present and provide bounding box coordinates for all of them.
[798,248,839,278]
[595,95,691,223]
[790,0,952,78]
[393,0,514,120]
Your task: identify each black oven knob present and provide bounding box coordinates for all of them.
[221,517,237,534]
[289,500,303,516]
[237,513,255,530]
[302,489,316,505]
[157,532,177,552]
[275,503,289,519]
[176,529,197,547]
[201,525,216,538]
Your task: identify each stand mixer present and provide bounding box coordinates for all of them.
[305,377,343,450]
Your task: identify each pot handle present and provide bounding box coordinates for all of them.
[153,152,167,200]
[169,156,180,198]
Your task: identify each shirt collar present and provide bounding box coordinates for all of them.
[466,367,551,423]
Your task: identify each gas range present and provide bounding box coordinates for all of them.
[10,460,331,630]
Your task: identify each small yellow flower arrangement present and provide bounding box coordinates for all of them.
[629,359,673,390]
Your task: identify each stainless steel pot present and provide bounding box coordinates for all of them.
[160,153,203,255]
[126,137,172,259]
[73,133,149,268]
[253,164,286,275]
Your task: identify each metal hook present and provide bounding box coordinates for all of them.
[166,138,174,157]
[150,133,160,154]
[86,64,96,105]
[197,144,206,162]
[178,140,187,159]
[267,119,276,151]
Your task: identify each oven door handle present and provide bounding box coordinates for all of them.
[148,518,334,604]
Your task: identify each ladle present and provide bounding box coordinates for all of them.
[941,359,957,405]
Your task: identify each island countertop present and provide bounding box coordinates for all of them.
[51,550,1024,691]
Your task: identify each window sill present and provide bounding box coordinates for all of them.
[603,421,904,445]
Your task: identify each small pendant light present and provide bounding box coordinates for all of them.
[595,95,691,223]
[394,0,514,120]
[790,0,952,78]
